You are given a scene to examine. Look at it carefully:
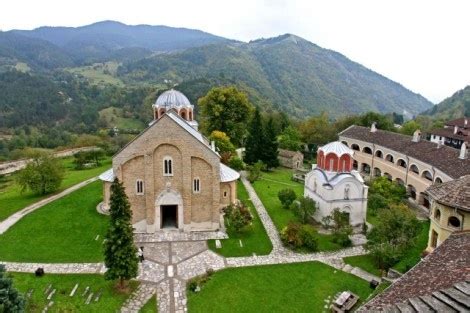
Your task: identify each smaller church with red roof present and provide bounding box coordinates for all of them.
[304,141,368,227]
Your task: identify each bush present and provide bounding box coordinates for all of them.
[368,193,388,216]
[278,188,297,209]
[281,222,318,251]
[228,156,245,171]
[291,197,316,224]
[16,154,64,195]
[223,202,253,233]
[280,222,303,247]
[300,225,318,251]
[331,209,353,247]
[247,161,264,182]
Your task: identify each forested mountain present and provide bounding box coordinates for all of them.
[422,85,470,119]
[10,21,231,64]
[0,32,74,70]
[118,34,433,117]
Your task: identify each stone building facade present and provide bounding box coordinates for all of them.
[304,141,368,227]
[339,124,470,210]
[99,90,239,233]
[426,175,470,251]
[278,149,304,169]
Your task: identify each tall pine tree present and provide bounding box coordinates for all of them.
[0,265,25,313]
[262,117,279,169]
[104,178,138,289]
[244,108,264,164]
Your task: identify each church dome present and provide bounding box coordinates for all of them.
[318,141,353,157]
[154,89,191,108]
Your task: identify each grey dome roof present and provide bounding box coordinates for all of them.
[154,89,191,108]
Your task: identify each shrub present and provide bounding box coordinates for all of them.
[331,208,353,247]
[280,222,303,247]
[291,197,316,224]
[247,161,264,182]
[187,269,214,293]
[300,225,318,251]
[223,202,253,233]
[228,156,245,171]
[321,215,333,229]
[368,193,388,216]
[278,188,297,209]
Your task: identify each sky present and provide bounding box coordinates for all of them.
[1,0,469,103]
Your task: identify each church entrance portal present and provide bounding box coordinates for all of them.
[161,205,178,229]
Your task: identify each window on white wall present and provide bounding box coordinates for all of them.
[163,157,173,176]
[193,178,200,193]
[136,179,144,195]
[224,191,228,198]
[329,159,334,170]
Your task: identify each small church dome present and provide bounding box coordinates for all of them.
[318,141,353,157]
[154,89,191,108]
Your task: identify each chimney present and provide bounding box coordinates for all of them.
[465,118,468,127]
[412,129,421,142]
[459,142,468,160]
[370,122,377,133]
[454,125,458,134]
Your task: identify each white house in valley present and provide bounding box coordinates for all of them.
[304,141,368,227]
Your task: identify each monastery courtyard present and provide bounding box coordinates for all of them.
[0,173,375,313]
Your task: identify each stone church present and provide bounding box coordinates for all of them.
[99,89,240,233]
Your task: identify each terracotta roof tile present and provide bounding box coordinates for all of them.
[426,175,470,211]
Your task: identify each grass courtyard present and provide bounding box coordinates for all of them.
[208,181,272,257]
[140,295,158,313]
[0,180,108,262]
[10,272,138,312]
[251,168,342,251]
[344,220,430,275]
[0,156,111,221]
[187,261,374,312]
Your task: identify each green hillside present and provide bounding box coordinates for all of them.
[422,85,470,119]
[118,34,432,117]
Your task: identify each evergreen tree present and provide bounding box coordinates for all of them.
[262,117,279,169]
[0,265,25,313]
[244,108,264,165]
[103,178,138,289]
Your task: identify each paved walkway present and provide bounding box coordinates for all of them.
[0,172,378,313]
[0,177,98,235]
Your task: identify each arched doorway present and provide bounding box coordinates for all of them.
[155,184,183,230]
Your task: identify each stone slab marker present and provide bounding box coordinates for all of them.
[215,239,222,248]
[82,286,90,297]
[70,283,79,297]
[47,289,56,300]
[85,292,94,305]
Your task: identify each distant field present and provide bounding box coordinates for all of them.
[99,107,146,130]
[14,62,31,72]
[66,62,124,86]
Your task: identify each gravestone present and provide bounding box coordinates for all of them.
[239,240,244,247]
[47,289,56,300]
[44,284,52,295]
[94,289,103,302]
[85,292,94,305]
[215,239,222,249]
[26,289,34,298]
[95,235,100,240]
[82,286,90,297]
[70,283,79,297]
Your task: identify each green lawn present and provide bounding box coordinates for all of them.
[0,157,111,221]
[188,261,374,313]
[140,295,158,312]
[251,168,342,251]
[99,107,146,130]
[66,62,125,87]
[343,254,382,277]
[0,181,108,262]
[208,181,272,257]
[10,272,137,312]
[344,220,430,275]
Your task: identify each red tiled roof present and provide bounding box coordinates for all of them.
[427,175,470,212]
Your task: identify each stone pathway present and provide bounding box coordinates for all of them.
[121,282,156,313]
[0,177,98,234]
[0,172,379,313]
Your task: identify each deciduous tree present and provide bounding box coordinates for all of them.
[16,154,64,195]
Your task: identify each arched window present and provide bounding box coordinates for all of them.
[136,179,144,195]
[163,157,173,176]
[193,178,200,193]
[397,159,407,168]
[448,216,461,228]
[374,167,381,177]
[223,191,228,198]
[435,177,443,184]
[329,158,334,171]
[422,170,433,181]
[410,164,419,174]
[408,185,417,199]
[385,154,394,163]
[181,111,187,120]
[351,144,360,151]
[342,159,347,172]
[375,150,383,158]
[363,147,372,154]
[434,209,441,221]
[341,141,348,147]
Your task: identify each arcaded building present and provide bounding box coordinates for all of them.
[304,141,368,227]
[99,89,239,233]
